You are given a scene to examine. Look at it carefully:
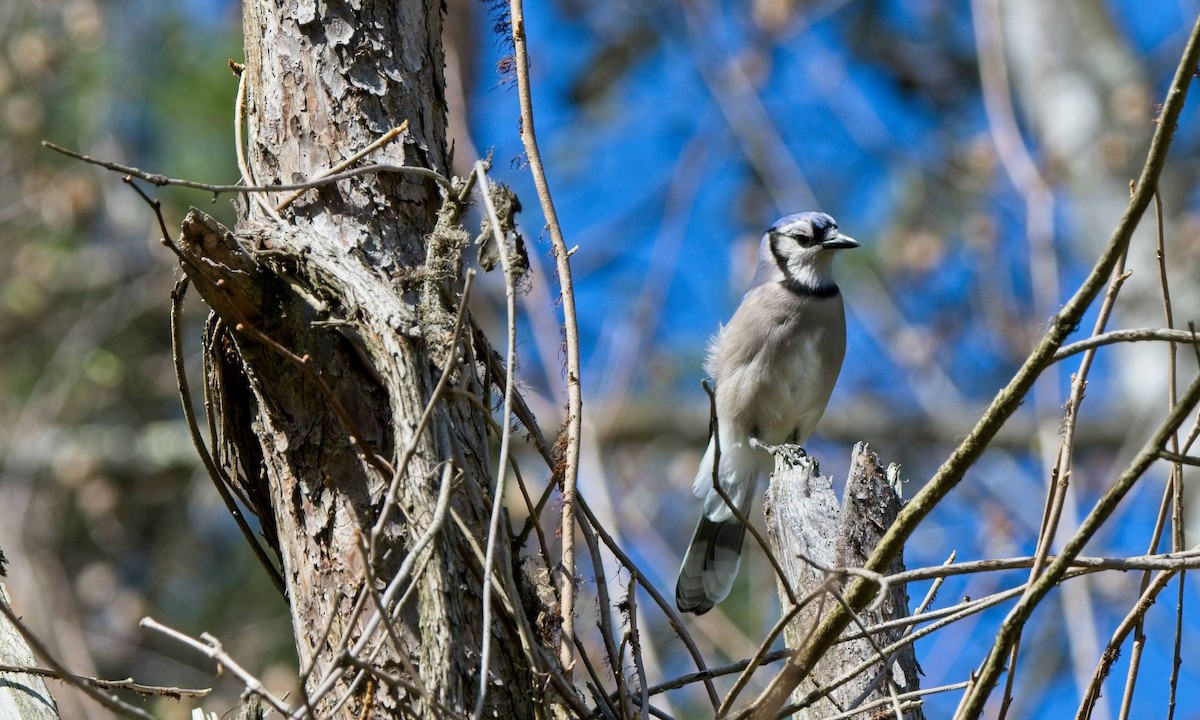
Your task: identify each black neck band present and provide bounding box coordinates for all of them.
[781,278,840,298]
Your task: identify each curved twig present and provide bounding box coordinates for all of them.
[1052,328,1200,362]
[508,0,585,673]
[471,162,522,720]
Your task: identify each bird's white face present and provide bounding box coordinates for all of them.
[768,216,855,292]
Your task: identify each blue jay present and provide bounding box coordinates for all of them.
[675,212,857,615]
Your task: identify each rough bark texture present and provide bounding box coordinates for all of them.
[764,443,923,719]
[168,3,562,718]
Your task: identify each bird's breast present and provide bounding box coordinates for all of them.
[754,331,840,442]
[710,286,846,445]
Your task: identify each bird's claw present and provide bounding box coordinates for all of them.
[750,438,808,466]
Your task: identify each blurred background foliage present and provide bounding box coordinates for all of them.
[1,0,1199,718]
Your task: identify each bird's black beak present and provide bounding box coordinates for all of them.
[822,234,859,250]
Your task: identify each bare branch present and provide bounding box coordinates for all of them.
[276,123,410,212]
[959,371,1200,717]
[140,618,292,716]
[0,664,209,699]
[41,140,452,196]
[0,599,157,719]
[472,161,523,720]
[508,0,585,674]
[1052,328,1200,362]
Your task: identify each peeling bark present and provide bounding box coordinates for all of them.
[765,444,924,719]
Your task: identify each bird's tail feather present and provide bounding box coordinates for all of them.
[693,437,768,522]
[675,499,752,615]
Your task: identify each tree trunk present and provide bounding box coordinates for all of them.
[764,443,924,719]
[171,3,566,717]
[0,583,60,720]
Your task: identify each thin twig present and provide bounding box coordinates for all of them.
[276,122,410,212]
[42,140,453,195]
[1152,188,1186,720]
[0,601,157,720]
[508,0,584,674]
[471,161,522,720]
[1115,190,1180,720]
[884,549,1200,585]
[582,506,626,711]
[140,617,292,716]
[628,581,651,720]
[0,664,209,699]
[232,67,283,221]
[1158,450,1200,467]
[1052,327,1200,361]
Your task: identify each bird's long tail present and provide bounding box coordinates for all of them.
[675,496,751,615]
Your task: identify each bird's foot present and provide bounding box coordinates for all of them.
[749,438,808,466]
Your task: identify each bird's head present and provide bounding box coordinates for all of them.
[755,211,858,295]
